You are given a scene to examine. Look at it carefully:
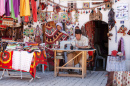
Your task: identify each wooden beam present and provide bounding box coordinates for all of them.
[62,52,82,67]
[56,67,82,70]
[58,74,82,78]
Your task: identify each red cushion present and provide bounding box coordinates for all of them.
[111,50,118,56]
[88,51,93,56]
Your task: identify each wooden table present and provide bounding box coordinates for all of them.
[54,49,96,79]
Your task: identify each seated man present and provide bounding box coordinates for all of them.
[67,29,89,73]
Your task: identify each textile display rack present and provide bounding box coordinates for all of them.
[0,42,47,82]
[0,69,41,82]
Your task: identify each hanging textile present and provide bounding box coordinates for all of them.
[115,26,117,43]
[0,51,13,69]
[118,37,126,60]
[34,25,42,44]
[52,13,60,23]
[20,0,31,16]
[31,0,37,22]
[66,12,72,25]
[5,0,10,16]
[85,21,95,48]
[23,27,35,42]
[108,8,115,31]
[117,25,127,36]
[11,0,17,19]
[0,0,5,16]
[45,24,68,66]
[61,13,68,22]
[30,50,47,78]
[13,0,20,18]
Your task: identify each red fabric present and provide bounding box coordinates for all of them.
[0,51,13,69]
[0,51,47,78]
[0,25,7,29]
[88,51,93,56]
[0,20,2,24]
[24,16,29,22]
[85,21,95,48]
[111,50,118,56]
[31,0,37,22]
[30,50,47,78]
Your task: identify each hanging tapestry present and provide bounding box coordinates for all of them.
[38,12,51,22]
[0,51,13,69]
[30,50,47,78]
[23,27,35,42]
[108,8,115,31]
[66,13,72,25]
[52,13,60,23]
[61,13,68,22]
[45,24,68,66]
[118,37,126,60]
[117,25,127,36]
[34,25,42,44]
[66,27,74,36]
[85,21,95,48]
[74,12,79,22]
[34,25,42,36]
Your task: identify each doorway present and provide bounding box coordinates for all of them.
[85,20,108,70]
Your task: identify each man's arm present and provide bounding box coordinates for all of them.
[75,44,89,48]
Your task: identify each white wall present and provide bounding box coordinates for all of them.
[45,0,130,70]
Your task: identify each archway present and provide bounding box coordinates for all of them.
[84,20,108,70]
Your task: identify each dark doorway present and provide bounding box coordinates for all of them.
[85,20,108,70]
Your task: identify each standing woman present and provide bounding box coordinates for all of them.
[45,22,68,69]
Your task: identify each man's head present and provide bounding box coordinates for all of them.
[75,29,82,41]
[75,26,79,29]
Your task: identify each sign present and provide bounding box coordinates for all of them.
[116,4,129,20]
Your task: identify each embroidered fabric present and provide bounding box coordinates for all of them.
[117,25,127,36]
[12,51,34,72]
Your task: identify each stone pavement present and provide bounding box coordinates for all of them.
[0,71,107,86]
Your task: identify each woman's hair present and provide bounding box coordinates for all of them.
[75,29,82,34]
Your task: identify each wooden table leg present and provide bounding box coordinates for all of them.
[84,51,87,77]
[82,51,85,79]
[56,59,59,75]
[54,50,57,77]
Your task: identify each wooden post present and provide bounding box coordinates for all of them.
[82,51,85,79]
[54,50,57,77]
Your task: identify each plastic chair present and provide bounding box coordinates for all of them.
[93,44,105,70]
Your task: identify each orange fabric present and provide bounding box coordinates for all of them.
[20,0,30,16]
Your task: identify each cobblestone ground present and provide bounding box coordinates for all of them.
[0,71,107,86]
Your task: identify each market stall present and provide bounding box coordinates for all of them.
[0,42,47,82]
